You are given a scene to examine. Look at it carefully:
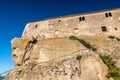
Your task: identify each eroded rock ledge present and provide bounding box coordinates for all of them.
[4,53,109,80]
[4,36,120,80]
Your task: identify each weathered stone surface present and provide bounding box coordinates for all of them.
[11,38,32,66]
[81,54,108,80]
[4,8,120,80]
[4,54,109,80]
[22,8,120,40]
[11,38,86,66]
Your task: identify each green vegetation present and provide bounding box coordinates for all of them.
[78,39,97,51]
[108,36,115,39]
[69,35,78,40]
[76,55,82,61]
[76,55,82,75]
[108,35,120,42]
[69,35,97,51]
[17,69,23,75]
[99,54,120,80]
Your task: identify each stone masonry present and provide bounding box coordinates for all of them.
[22,8,120,40]
[4,8,120,80]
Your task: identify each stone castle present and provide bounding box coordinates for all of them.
[22,8,120,40]
[11,8,120,66]
[4,8,120,80]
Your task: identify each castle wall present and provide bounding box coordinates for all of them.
[22,8,120,39]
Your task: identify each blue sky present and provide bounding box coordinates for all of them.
[0,0,120,74]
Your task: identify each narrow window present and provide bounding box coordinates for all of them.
[105,12,112,17]
[79,17,82,21]
[105,13,109,17]
[109,12,112,17]
[79,16,85,21]
[101,26,107,32]
[82,16,85,20]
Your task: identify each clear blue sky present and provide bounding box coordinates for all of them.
[0,0,120,74]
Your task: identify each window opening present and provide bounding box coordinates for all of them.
[109,12,112,17]
[35,24,38,28]
[105,12,112,17]
[79,16,85,21]
[101,26,107,32]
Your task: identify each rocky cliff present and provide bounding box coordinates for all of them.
[4,35,120,80]
[3,8,120,79]
[4,53,109,80]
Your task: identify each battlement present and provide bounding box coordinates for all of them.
[22,8,120,39]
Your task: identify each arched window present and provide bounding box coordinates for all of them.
[58,20,61,23]
[79,16,85,21]
[109,12,112,17]
[105,13,109,17]
[105,12,112,17]
[82,16,85,20]
[79,17,82,21]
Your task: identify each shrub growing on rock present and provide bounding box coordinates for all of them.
[99,54,120,80]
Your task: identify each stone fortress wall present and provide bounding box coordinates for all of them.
[22,8,120,39]
[4,8,120,80]
[10,8,120,69]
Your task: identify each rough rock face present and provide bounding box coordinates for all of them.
[5,30,120,80]
[11,38,86,66]
[11,38,32,66]
[4,8,120,80]
[5,34,120,80]
[81,54,108,80]
[4,53,108,80]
